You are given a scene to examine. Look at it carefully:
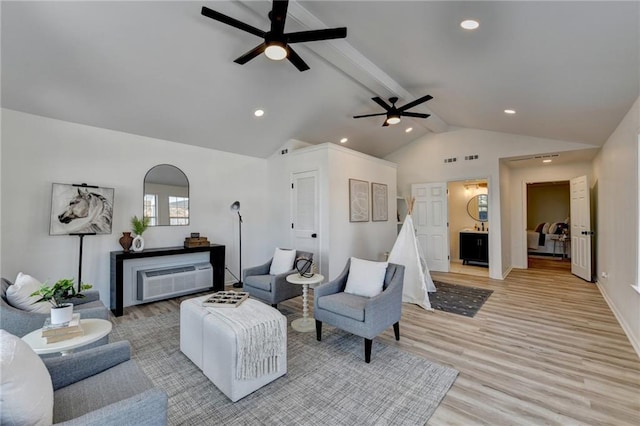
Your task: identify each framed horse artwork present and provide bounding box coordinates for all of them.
[50,183,115,235]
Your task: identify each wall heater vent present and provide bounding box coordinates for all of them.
[137,262,212,302]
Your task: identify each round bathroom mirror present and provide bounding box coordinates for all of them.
[467,194,488,222]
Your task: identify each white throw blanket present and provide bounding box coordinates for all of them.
[205,299,285,380]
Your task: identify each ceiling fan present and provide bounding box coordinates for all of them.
[201,1,347,72]
[353,95,433,127]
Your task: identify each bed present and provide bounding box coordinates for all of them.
[527,222,570,258]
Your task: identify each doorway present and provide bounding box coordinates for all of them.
[447,179,489,277]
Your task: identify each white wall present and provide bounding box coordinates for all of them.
[385,127,594,279]
[507,162,592,269]
[1,109,273,307]
[591,97,640,354]
[327,145,397,278]
[268,143,397,280]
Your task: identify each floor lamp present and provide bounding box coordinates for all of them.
[230,201,243,288]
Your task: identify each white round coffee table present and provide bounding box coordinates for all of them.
[286,273,324,332]
[22,318,112,355]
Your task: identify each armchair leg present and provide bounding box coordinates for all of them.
[315,320,322,341]
[393,322,400,341]
[364,338,372,363]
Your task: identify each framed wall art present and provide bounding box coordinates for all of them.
[371,182,388,221]
[50,183,115,235]
[349,178,369,222]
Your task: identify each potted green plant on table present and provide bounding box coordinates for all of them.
[30,278,92,324]
[131,215,150,252]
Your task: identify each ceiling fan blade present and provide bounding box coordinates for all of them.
[234,43,267,65]
[270,0,289,34]
[382,121,390,127]
[397,94,433,112]
[371,97,391,111]
[201,6,265,39]
[401,112,431,119]
[353,113,387,119]
[286,46,310,71]
[287,27,347,43]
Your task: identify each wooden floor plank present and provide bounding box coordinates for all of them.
[115,258,640,425]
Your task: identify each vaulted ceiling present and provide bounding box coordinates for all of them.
[2,1,638,159]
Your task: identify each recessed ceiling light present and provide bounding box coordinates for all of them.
[504,109,516,114]
[340,138,348,143]
[542,159,552,163]
[405,127,413,133]
[254,109,264,117]
[460,19,479,30]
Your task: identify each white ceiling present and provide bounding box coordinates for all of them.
[2,1,638,159]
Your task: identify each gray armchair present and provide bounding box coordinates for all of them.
[314,260,405,363]
[43,340,167,425]
[243,250,313,308]
[1,277,109,348]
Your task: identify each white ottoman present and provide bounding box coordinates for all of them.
[180,296,287,402]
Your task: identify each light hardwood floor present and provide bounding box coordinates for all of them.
[114,258,639,425]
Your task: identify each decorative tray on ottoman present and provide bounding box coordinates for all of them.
[202,291,249,308]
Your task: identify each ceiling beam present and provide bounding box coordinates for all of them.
[240,0,449,134]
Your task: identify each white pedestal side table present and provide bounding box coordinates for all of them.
[286,273,324,332]
[22,318,112,355]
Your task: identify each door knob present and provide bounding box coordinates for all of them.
[311,233,317,238]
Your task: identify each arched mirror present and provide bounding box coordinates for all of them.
[467,194,488,222]
[143,164,189,226]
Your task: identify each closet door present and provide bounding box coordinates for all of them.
[412,182,449,272]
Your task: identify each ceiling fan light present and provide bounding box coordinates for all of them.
[386,115,401,125]
[265,42,287,61]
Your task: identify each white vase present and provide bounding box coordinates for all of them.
[50,303,74,325]
[132,235,145,252]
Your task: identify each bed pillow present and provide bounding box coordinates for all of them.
[269,248,297,275]
[534,222,545,233]
[5,273,51,314]
[344,257,388,298]
[542,223,550,234]
[549,222,558,234]
[0,330,54,426]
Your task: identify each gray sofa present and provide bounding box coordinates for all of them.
[44,340,167,425]
[314,260,405,363]
[1,277,109,348]
[243,250,313,308]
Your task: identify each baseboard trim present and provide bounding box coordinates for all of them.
[596,280,640,358]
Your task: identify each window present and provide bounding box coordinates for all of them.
[169,196,189,225]
[144,194,158,226]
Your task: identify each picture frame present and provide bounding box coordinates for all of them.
[371,182,388,221]
[349,178,369,222]
[50,183,115,235]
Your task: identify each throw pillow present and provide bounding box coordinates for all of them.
[344,257,388,298]
[6,273,51,314]
[269,248,297,275]
[534,222,545,233]
[549,222,558,234]
[0,330,54,426]
[542,223,550,234]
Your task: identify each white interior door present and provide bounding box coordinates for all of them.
[570,175,592,281]
[291,171,320,271]
[412,182,449,272]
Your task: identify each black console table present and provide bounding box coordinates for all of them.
[110,245,225,317]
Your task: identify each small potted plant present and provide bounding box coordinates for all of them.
[30,278,92,324]
[131,215,150,252]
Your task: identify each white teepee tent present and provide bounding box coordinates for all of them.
[388,197,436,310]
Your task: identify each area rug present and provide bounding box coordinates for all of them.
[429,281,493,317]
[110,308,458,425]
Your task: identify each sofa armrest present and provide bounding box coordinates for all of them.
[56,388,168,426]
[44,341,131,390]
[314,261,350,300]
[75,306,109,321]
[243,259,272,280]
[67,290,101,305]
